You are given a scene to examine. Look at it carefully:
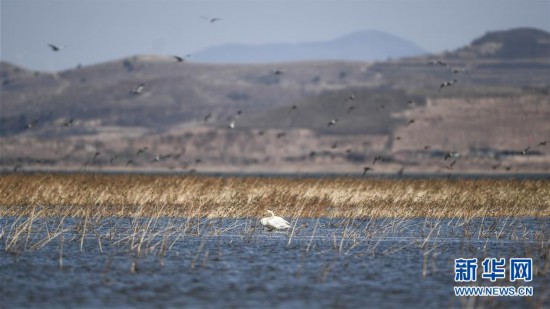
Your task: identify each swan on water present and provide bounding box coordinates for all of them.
[260,210,291,231]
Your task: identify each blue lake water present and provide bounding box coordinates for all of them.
[0,217,548,308]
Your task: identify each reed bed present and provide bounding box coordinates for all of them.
[0,173,549,218]
[1,173,549,218]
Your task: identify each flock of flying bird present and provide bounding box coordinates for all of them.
[13,17,549,176]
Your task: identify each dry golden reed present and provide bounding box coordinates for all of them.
[0,173,549,218]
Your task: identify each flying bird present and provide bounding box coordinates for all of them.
[110,155,118,163]
[397,166,405,176]
[136,147,148,155]
[439,80,457,91]
[446,160,457,170]
[450,67,465,74]
[444,152,459,160]
[429,59,447,67]
[201,16,221,23]
[229,120,235,129]
[63,118,74,127]
[153,154,172,162]
[407,119,415,126]
[47,44,64,52]
[24,120,39,130]
[372,156,382,165]
[130,83,145,95]
[521,146,531,155]
[346,94,356,102]
[174,54,191,62]
[204,113,212,122]
[537,141,547,147]
[327,119,338,127]
[362,166,373,175]
[260,210,291,231]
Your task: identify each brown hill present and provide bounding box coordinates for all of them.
[0,57,372,136]
[1,28,549,174]
[455,27,550,59]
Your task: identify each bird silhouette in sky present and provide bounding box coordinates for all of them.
[201,16,221,23]
[174,54,191,62]
[47,44,64,52]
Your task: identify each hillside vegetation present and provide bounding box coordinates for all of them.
[1,28,549,174]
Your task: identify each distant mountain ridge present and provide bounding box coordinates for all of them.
[190,30,427,63]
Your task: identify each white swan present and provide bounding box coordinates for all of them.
[260,210,291,231]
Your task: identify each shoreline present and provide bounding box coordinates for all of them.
[2,169,550,180]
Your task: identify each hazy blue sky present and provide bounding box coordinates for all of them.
[2,0,549,71]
